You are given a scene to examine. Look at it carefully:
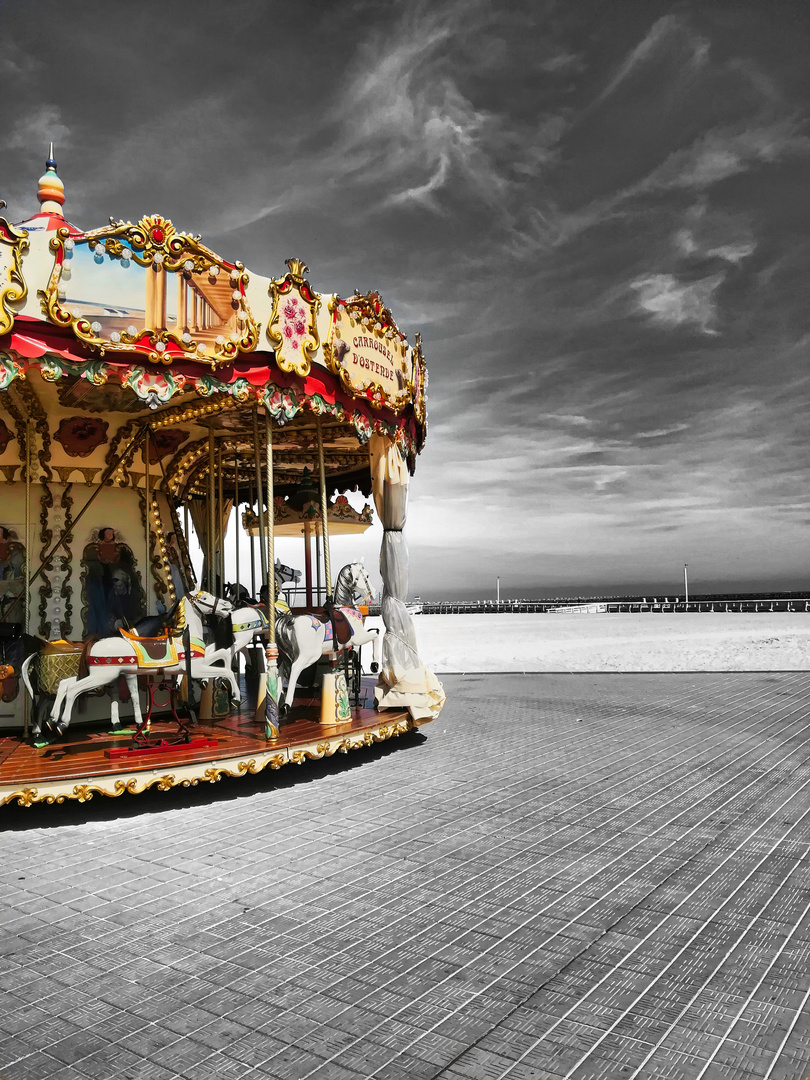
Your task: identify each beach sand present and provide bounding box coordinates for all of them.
[391,612,810,672]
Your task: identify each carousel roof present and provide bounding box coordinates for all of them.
[0,151,429,493]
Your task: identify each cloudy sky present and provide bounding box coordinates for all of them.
[1,0,808,598]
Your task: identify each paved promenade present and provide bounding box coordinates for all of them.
[2,672,810,1079]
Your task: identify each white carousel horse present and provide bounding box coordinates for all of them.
[275,561,380,716]
[205,603,269,670]
[43,591,238,737]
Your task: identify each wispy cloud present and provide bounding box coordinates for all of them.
[594,14,710,105]
[630,273,724,333]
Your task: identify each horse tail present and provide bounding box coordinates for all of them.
[78,637,99,681]
[20,653,36,702]
[275,613,296,663]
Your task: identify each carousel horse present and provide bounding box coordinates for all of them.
[275,560,380,716]
[206,601,269,670]
[26,591,238,737]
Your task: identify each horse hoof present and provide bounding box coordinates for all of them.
[370,663,379,673]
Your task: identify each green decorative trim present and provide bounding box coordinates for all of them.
[0,351,25,391]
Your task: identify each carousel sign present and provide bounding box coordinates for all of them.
[325,292,413,411]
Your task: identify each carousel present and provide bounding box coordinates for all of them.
[0,151,444,808]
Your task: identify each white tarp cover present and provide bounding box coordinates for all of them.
[369,434,445,721]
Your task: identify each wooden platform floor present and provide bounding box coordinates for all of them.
[0,678,416,807]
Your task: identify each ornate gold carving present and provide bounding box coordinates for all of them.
[412,332,427,428]
[0,217,29,336]
[267,258,321,377]
[0,718,417,807]
[38,217,259,369]
[324,292,412,413]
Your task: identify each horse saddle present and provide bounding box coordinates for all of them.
[303,607,353,646]
[118,629,179,669]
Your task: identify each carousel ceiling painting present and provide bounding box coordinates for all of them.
[0,151,443,808]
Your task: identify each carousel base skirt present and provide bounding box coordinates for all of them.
[0,679,425,808]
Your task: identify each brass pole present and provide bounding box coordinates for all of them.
[248,474,256,601]
[144,427,150,614]
[24,420,32,636]
[316,417,332,598]
[207,428,216,593]
[217,441,225,592]
[264,408,279,739]
[234,454,240,599]
[251,405,268,593]
[23,420,32,740]
[315,524,321,605]
[304,519,313,607]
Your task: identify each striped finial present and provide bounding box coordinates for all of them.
[38,146,65,213]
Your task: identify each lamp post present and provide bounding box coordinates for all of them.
[684,563,689,605]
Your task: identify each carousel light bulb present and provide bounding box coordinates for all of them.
[197,342,207,354]
[91,321,102,334]
[210,265,220,277]
[110,331,121,343]
[155,341,166,352]
[184,260,194,272]
[153,251,164,264]
[231,290,241,301]
[64,238,75,251]
[121,248,131,262]
[182,332,192,344]
[216,335,225,345]
[127,325,138,336]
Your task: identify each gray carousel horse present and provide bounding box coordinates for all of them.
[275,561,380,716]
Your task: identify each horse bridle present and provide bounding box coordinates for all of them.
[187,591,226,621]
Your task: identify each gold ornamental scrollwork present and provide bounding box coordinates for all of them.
[324,292,413,413]
[0,717,419,807]
[267,257,321,377]
[0,217,29,336]
[412,332,427,428]
[37,216,259,369]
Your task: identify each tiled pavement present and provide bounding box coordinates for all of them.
[2,671,810,1080]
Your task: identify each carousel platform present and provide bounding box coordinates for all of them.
[0,678,420,808]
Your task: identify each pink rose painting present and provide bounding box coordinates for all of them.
[281,297,308,352]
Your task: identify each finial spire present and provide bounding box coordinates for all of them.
[38,145,65,214]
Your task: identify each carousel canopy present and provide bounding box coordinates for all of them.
[0,152,429,502]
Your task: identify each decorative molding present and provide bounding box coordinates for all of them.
[0,216,29,336]
[138,488,168,607]
[0,351,25,392]
[0,417,14,456]
[0,717,417,807]
[59,483,74,638]
[54,416,109,458]
[38,217,259,369]
[324,292,412,413]
[267,258,321,377]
